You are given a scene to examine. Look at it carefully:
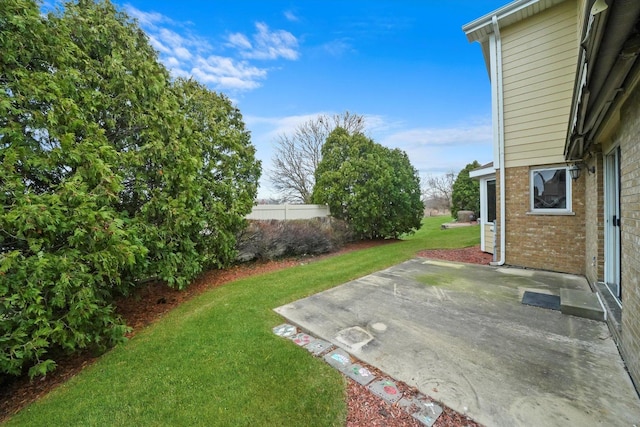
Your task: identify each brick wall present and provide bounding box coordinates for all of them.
[502,166,586,274]
[618,83,640,389]
[584,147,604,284]
[495,170,503,258]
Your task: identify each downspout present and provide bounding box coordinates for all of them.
[490,15,506,266]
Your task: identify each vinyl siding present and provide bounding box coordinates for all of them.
[484,223,495,254]
[500,1,578,168]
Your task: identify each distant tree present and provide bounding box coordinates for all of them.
[312,128,423,239]
[451,161,481,219]
[422,172,455,211]
[270,111,365,203]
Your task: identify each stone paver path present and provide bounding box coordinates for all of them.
[272,323,443,427]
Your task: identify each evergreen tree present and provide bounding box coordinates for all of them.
[312,128,422,239]
[451,161,481,219]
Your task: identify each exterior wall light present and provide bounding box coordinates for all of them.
[568,163,582,180]
[568,162,595,180]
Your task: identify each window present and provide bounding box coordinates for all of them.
[530,167,572,213]
[486,179,496,222]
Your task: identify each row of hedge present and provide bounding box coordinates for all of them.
[236,218,353,262]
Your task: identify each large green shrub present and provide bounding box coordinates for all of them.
[154,79,260,284]
[312,128,423,239]
[0,0,144,378]
[451,161,481,219]
[0,0,260,378]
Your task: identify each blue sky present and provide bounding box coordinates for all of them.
[117,0,508,199]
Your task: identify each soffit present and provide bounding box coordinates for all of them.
[565,0,640,160]
[462,0,568,77]
[462,0,568,44]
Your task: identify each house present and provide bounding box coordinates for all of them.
[463,0,640,390]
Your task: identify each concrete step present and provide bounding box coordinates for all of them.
[560,289,605,321]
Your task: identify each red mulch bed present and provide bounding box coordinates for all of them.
[417,246,493,265]
[1,242,489,426]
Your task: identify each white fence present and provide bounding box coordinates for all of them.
[246,204,330,221]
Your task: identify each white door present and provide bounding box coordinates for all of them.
[604,147,621,300]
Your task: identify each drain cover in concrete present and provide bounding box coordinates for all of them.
[291,332,315,346]
[398,397,443,426]
[324,348,352,371]
[272,323,297,337]
[368,379,402,404]
[344,363,375,386]
[305,339,333,355]
[335,326,374,351]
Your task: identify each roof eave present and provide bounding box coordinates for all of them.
[462,0,566,44]
[469,164,496,179]
[564,0,640,160]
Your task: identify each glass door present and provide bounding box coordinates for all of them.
[604,147,621,300]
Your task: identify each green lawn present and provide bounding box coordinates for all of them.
[5,216,479,427]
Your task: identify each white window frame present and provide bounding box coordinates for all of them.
[529,166,572,214]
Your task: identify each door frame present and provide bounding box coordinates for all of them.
[604,145,621,301]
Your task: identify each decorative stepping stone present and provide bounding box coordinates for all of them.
[397,397,415,410]
[368,379,402,404]
[411,401,443,426]
[305,339,333,355]
[291,332,315,346]
[398,397,443,427]
[344,363,375,386]
[323,348,352,371]
[272,324,297,338]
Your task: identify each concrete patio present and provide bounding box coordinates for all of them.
[275,258,640,426]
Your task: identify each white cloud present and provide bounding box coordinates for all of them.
[157,28,188,50]
[232,22,299,60]
[196,56,266,79]
[165,57,181,68]
[284,10,299,22]
[173,47,192,60]
[245,113,322,143]
[125,5,172,27]
[375,122,493,177]
[171,68,191,79]
[245,112,397,148]
[227,33,252,50]
[321,39,354,57]
[380,124,493,148]
[125,6,297,93]
[147,34,171,54]
[191,56,266,90]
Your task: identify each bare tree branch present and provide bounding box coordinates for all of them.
[269,111,365,203]
[422,172,456,211]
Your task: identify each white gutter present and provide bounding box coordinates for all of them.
[489,15,506,266]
